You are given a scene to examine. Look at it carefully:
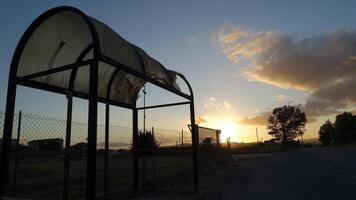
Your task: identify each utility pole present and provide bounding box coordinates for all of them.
[143,85,146,133]
[256,127,259,143]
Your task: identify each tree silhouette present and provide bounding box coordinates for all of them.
[136,130,159,151]
[334,112,354,144]
[318,120,334,146]
[267,105,307,145]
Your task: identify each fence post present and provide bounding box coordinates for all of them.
[152,127,156,180]
[216,130,221,149]
[63,92,72,200]
[180,130,183,175]
[192,124,199,193]
[216,130,221,165]
[227,137,232,161]
[13,110,22,195]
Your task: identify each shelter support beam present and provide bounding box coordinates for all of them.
[132,108,139,191]
[87,61,98,200]
[104,104,109,200]
[63,91,73,200]
[136,101,190,110]
[16,59,93,82]
[0,79,17,196]
[190,101,199,193]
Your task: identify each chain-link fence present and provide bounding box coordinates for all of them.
[198,126,230,169]
[137,128,194,192]
[0,111,233,199]
[0,111,197,199]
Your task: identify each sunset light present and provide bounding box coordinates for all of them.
[2,1,356,199]
[212,119,239,142]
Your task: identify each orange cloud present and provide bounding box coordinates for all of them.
[216,23,356,122]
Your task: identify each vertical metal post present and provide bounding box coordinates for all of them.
[227,137,232,161]
[132,108,139,191]
[104,104,109,200]
[143,86,146,132]
[180,129,183,175]
[0,78,17,196]
[87,61,98,200]
[152,127,156,180]
[215,130,221,165]
[13,110,22,195]
[216,130,221,148]
[190,101,199,193]
[63,92,73,200]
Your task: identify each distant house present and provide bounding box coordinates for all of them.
[264,138,278,147]
[202,137,213,146]
[71,142,87,150]
[28,138,63,151]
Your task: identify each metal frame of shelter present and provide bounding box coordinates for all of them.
[0,6,199,199]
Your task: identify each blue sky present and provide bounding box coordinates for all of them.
[1,1,356,142]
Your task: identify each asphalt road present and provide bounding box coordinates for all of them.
[226,147,356,200]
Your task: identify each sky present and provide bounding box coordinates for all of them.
[1,0,356,143]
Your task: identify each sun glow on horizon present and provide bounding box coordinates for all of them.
[210,119,239,142]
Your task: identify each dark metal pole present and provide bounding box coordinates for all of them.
[152,127,156,180]
[132,108,139,191]
[216,130,221,148]
[13,110,22,195]
[227,137,232,161]
[87,61,98,200]
[143,86,146,132]
[0,78,17,196]
[190,101,199,193]
[216,130,221,165]
[104,103,109,200]
[180,129,183,176]
[63,92,72,200]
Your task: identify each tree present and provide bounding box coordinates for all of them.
[318,120,334,146]
[334,112,353,145]
[136,130,159,151]
[134,130,159,182]
[267,105,307,145]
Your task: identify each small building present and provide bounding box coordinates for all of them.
[28,138,63,151]
[202,137,213,146]
[264,138,278,148]
[71,142,87,150]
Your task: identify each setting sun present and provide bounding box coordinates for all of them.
[212,120,239,142]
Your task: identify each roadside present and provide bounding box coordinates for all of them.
[129,147,356,199]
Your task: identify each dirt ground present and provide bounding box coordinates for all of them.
[136,147,356,200]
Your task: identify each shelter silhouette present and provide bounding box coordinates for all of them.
[0,6,199,199]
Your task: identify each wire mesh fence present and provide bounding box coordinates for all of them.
[198,126,230,169]
[0,111,232,199]
[137,128,194,192]
[0,111,196,199]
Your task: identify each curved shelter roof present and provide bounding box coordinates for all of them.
[14,6,191,108]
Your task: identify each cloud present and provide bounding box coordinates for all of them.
[239,111,271,126]
[215,23,356,123]
[224,101,232,110]
[196,116,209,124]
[275,94,288,102]
[203,96,232,110]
